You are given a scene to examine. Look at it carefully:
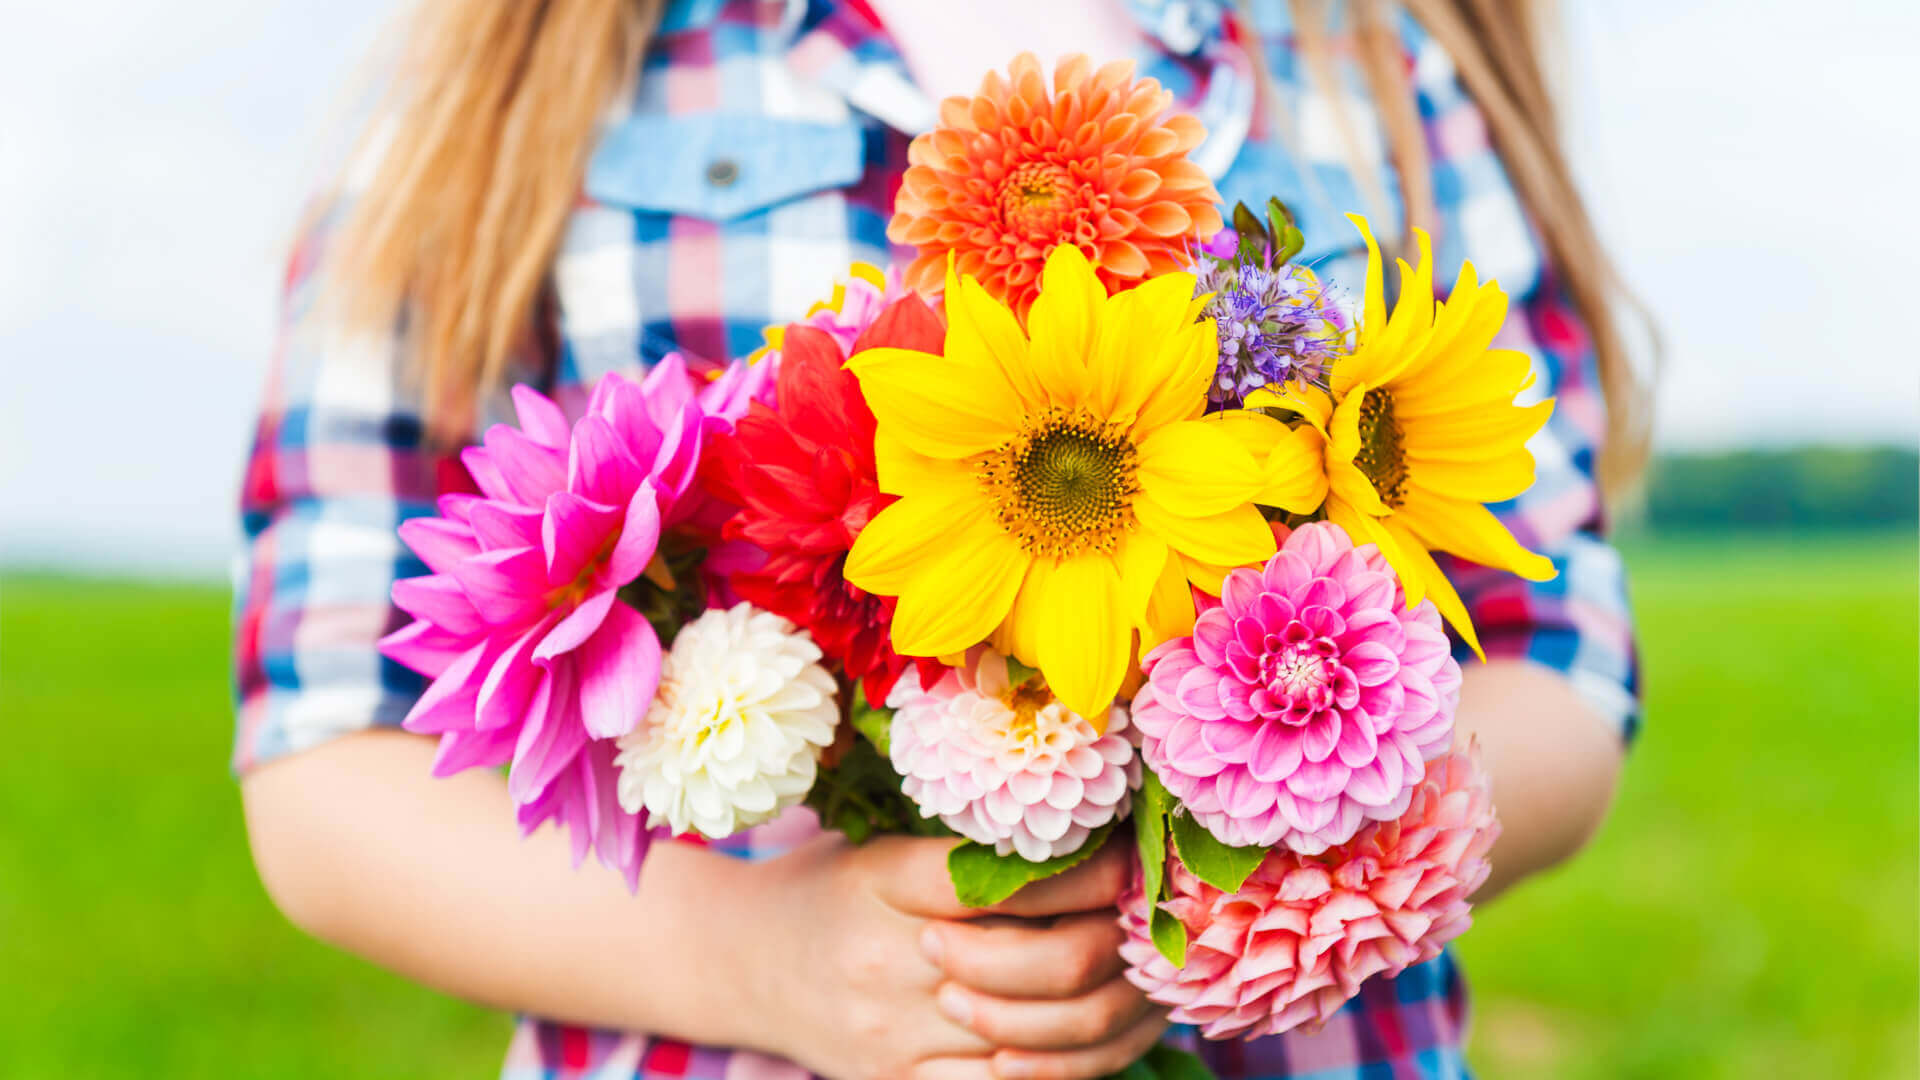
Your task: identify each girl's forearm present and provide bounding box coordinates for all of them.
[240,730,781,1048]
[1453,659,1625,899]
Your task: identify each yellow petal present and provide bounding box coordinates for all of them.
[1398,397,1553,461]
[873,429,974,497]
[1380,516,1481,658]
[1141,545,1196,652]
[1135,420,1262,516]
[1397,489,1558,583]
[1249,383,1333,433]
[1325,497,1423,607]
[1349,213,1387,348]
[886,513,1032,656]
[1024,243,1103,405]
[1109,273,1211,431]
[1391,348,1537,420]
[1135,494,1276,570]
[1327,388,1391,516]
[1258,421,1330,513]
[1404,448,1537,503]
[845,488,991,595]
[1029,554,1130,718]
[946,262,1046,407]
[849,345,1022,459]
[1177,552,1232,597]
[1116,529,1169,626]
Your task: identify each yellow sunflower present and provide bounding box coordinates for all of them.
[843,244,1324,718]
[1252,215,1556,656]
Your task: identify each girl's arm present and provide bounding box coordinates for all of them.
[1454,660,1624,899]
[242,729,1167,1080]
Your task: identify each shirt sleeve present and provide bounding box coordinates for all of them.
[1402,14,1643,742]
[231,209,482,773]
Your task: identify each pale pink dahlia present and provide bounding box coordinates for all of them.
[1118,747,1499,1039]
[888,651,1137,862]
[1133,521,1461,854]
[378,356,768,890]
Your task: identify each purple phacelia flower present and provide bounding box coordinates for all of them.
[1192,253,1350,408]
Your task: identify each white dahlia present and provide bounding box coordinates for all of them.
[888,650,1138,862]
[614,603,839,838]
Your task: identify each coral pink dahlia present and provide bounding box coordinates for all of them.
[1132,521,1461,855]
[1118,747,1499,1039]
[888,650,1137,862]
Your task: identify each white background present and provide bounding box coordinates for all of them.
[2,0,1914,578]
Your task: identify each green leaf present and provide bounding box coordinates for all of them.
[1149,907,1187,968]
[850,698,892,757]
[948,822,1116,908]
[1135,767,1174,907]
[1112,1058,1158,1080]
[1134,767,1185,967]
[1004,655,1043,686]
[1144,1044,1220,1080]
[1231,200,1266,249]
[1169,812,1268,893]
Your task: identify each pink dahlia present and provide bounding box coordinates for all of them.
[378,356,767,890]
[1133,521,1461,854]
[1118,747,1499,1039]
[888,650,1137,862]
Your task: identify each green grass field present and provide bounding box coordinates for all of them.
[2,532,1914,1078]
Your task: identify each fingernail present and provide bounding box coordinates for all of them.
[993,1054,1035,1079]
[919,924,945,966]
[936,983,972,1027]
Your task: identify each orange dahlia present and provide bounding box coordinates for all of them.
[888,52,1224,318]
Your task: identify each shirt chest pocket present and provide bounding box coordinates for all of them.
[585,112,867,222]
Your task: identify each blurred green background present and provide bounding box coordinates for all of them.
[2,448,1914,1079]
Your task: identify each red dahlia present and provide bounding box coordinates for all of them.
[706,295,950,706]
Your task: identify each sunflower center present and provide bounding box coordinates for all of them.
[997,162,1077,233]
[979,409,1139,558]
[1355,388,1409,508]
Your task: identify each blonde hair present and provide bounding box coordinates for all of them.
[327,0,661,443]
[326,0,1648,490]
[1285,0,1652,494]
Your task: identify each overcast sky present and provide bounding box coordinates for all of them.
[2,0,1914,578]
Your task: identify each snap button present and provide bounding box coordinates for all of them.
[705,158,740,188]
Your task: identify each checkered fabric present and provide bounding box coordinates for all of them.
[233,1,1639,1076]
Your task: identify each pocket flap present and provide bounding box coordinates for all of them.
[585,112,865,222]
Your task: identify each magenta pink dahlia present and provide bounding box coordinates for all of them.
[1133,521,1461,855]
[378,355,767,890]
[888,650,1138,862]
[1118,747,1499,1039]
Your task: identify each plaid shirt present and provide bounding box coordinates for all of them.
[233,1,1639,1076]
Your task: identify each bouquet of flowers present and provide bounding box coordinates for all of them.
[382,53,1546,1049]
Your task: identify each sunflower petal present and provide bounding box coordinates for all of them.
[1024,243,1103,405]
[1135,495,1277,571]
[1404,448,1537,503]
[947,263,1046,407]
[1398,398,1553,460]
[1325,498,1423,608]
[1397,490,1558,582]
[1105,272,1210,431]
[849,345,1022,458]
[886,513,1032,657]
[1029,554,1131,718]
[1141,543,1196,651]
[1136,420,1262,516]
[1260,421,1330,513]
[873,429,973,497]
[844,488,990,595]
[1382,517,1481,658]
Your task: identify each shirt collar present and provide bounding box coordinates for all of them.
[658,0,1251,178]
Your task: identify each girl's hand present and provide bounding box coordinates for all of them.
[755,833,1166,1080]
